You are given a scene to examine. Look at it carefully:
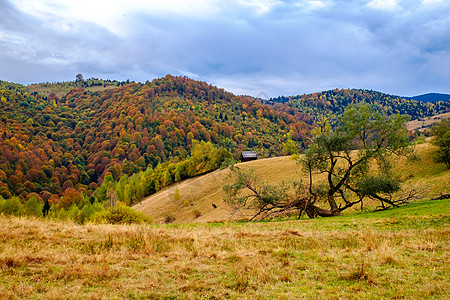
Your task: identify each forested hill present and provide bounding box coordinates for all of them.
[404,93,450,103]
[269,89,450,121]
[0,75,311,201]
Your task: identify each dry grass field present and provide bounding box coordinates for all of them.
[133,156,301,224]
[0,198,448,299]
[406,112,450,132]
[26,83,119,98]
[135,142,450,224]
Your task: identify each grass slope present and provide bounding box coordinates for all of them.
[0,198,448,299]
[406,111,450,132]
[135,142,450,224]
[26,81,121,98]
[133,156,301,223]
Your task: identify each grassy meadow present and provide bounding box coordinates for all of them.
[406,112,450,132]
[26,82,119,98]
[0,198,449,299]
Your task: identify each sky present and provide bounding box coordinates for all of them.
[0,0,449,98]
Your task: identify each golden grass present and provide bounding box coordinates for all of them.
[0,207,448,299]
[406,112,450,132]
[135,142,450,224]
[134,156,303,224]
[26,84,119,98]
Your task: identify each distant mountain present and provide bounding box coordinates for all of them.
[403,93,450,103]
[269,89,450,121]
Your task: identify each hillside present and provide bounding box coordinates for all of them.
[1,76,448,213]
[26,78,128,98]
[269,89,450,122]
[0,75,310,203]
[406,111,450,132]
[135,142,450,223]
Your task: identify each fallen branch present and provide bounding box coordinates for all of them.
[434,192,450,200]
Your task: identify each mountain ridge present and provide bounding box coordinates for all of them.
[403,93,450,103]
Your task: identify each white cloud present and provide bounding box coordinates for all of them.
[9,0,221,36]
[422,0,445,5]
[307,1,326,10]
[367,0,400,11]
[2,0,449,96]
[235,0,281,14]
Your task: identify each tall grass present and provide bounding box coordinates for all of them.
[1,198,448,299]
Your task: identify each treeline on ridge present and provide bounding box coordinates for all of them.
[269,89,450,121]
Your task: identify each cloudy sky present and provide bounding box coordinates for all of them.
[1,0,449,97]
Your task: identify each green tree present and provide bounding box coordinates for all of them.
[223,104,416,220]
[0,196,24,216]
[302,103,414,217]
[431,118,450,168]
[24,196,44,217]
[174,188,181,202]
[282,131,299,155]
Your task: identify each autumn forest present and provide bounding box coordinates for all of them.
[0,75,449,220]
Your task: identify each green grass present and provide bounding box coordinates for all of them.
[1,198,449,299]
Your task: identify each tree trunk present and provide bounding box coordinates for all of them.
[327,193,341,215]
[305,204,339,218]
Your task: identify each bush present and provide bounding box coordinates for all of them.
[24,196,44,217]
[77,201,105,224]
[193,209,202,219]
[0,196,24,216]
[91,202,152,225]
[164,213,176,224]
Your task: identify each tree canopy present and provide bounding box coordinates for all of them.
[431,118,450,168]
[302,103,414,217]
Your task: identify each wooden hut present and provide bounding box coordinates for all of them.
[240,151,258,162]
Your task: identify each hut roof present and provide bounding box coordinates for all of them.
[240,151,257,159]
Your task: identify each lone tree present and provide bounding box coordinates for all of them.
[430,118,450,169]
[224,104,416,220]
[76,73,84,82]
[301,103,414,217]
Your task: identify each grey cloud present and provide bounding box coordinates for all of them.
[1,0,449,96]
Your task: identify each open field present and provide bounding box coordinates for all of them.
[406,112,450,132]
[135,142,450,224]
[26,83,119,98]
[0,198,449,299]
[133,155,301,224]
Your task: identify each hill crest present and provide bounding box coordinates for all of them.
[404,93,450,103]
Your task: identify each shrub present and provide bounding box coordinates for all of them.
[24,196,44,217]
[164,213,176,224]
[0,196,24,216]
[193,209,202,219]
[91,202,152,225]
